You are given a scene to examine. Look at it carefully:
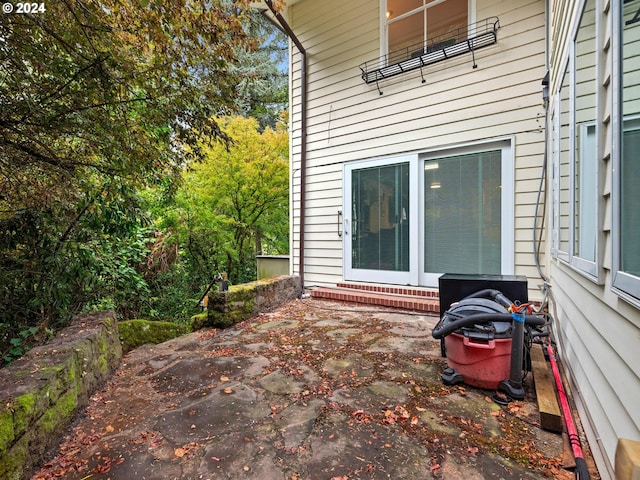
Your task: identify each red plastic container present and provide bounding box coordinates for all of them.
[444,332,512,390]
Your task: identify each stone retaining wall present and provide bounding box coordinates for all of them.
[192,275,302,329]
[0,311,121,480]
[0,276,300,479]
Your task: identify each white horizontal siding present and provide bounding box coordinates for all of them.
[551,262,640,478]
[289,0,546,292]
[543,0,640,477]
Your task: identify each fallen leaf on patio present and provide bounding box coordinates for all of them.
[430,464,440,471]
[243,465,250,471]
[93,462,111,473]
[175,448,186,458]
[468,446,479,454]
[223,387,233,394]
[395,406,410,418]
[220,375,229,382]
[416,406,427,412]
[410,416,419,425]
[105,425,114,433]
[383,410,398,425]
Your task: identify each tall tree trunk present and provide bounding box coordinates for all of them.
[255,227,263,256]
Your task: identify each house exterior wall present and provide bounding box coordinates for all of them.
[287,0,548,297]
[547,0,640,476]
[283,0,640,476]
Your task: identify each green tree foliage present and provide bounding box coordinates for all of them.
[0,0,259,361]
[233,9,289,130]
[1,1,255,189]
[161,115,289,292]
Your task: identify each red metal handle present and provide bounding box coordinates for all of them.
[463,337,496,349]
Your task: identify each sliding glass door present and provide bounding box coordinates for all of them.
[344,141,513,286]
[344,155,417,285]
[421,149,503,285]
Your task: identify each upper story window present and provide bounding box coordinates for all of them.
[361,1,491,89]
[385,0,470,62]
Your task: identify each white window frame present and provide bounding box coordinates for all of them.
[552,59,572,264]
[418,140,514,286]
[551,0,602,282]
[611,0,640,306]
[379,0,476,58]
[343,154,419,286]
[572,121,598,276]
[343,139,514,288]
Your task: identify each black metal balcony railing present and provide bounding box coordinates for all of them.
[359,16,500,93]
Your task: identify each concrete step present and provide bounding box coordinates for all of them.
[310,284,440,314]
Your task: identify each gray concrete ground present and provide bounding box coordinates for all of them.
[33,298,598,480]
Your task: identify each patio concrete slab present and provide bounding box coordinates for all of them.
[33,299,599,480]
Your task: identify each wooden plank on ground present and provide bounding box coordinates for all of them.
[530,343,563,433]
[615,438,640,480]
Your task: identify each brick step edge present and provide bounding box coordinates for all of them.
[335,282,439,299]
[310,287,440,314]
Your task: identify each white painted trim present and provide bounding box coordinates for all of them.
[343,154,418,285]
[566,0,601,282]
[553,58,571,264]
[379,0,386,59]
[550,93,559,258]
[344,138,514,288]
[380,0,477,57]
[570,122,598,278]
[612,114,640,305]
[419,138,515,286]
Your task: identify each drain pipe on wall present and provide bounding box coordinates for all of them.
[264,0,307,293]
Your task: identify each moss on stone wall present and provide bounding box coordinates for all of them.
[38,389,78,435]
[0,311,121,480]
[190,312,209,330]
[12,394,35,437]
[0,410,14,455]
[189,275,301,330]
[118,320,188,353]
[201,308,251,329]
[0,434,26,480]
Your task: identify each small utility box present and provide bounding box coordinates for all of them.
[256,255,290,280]
[438,273,529,316]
